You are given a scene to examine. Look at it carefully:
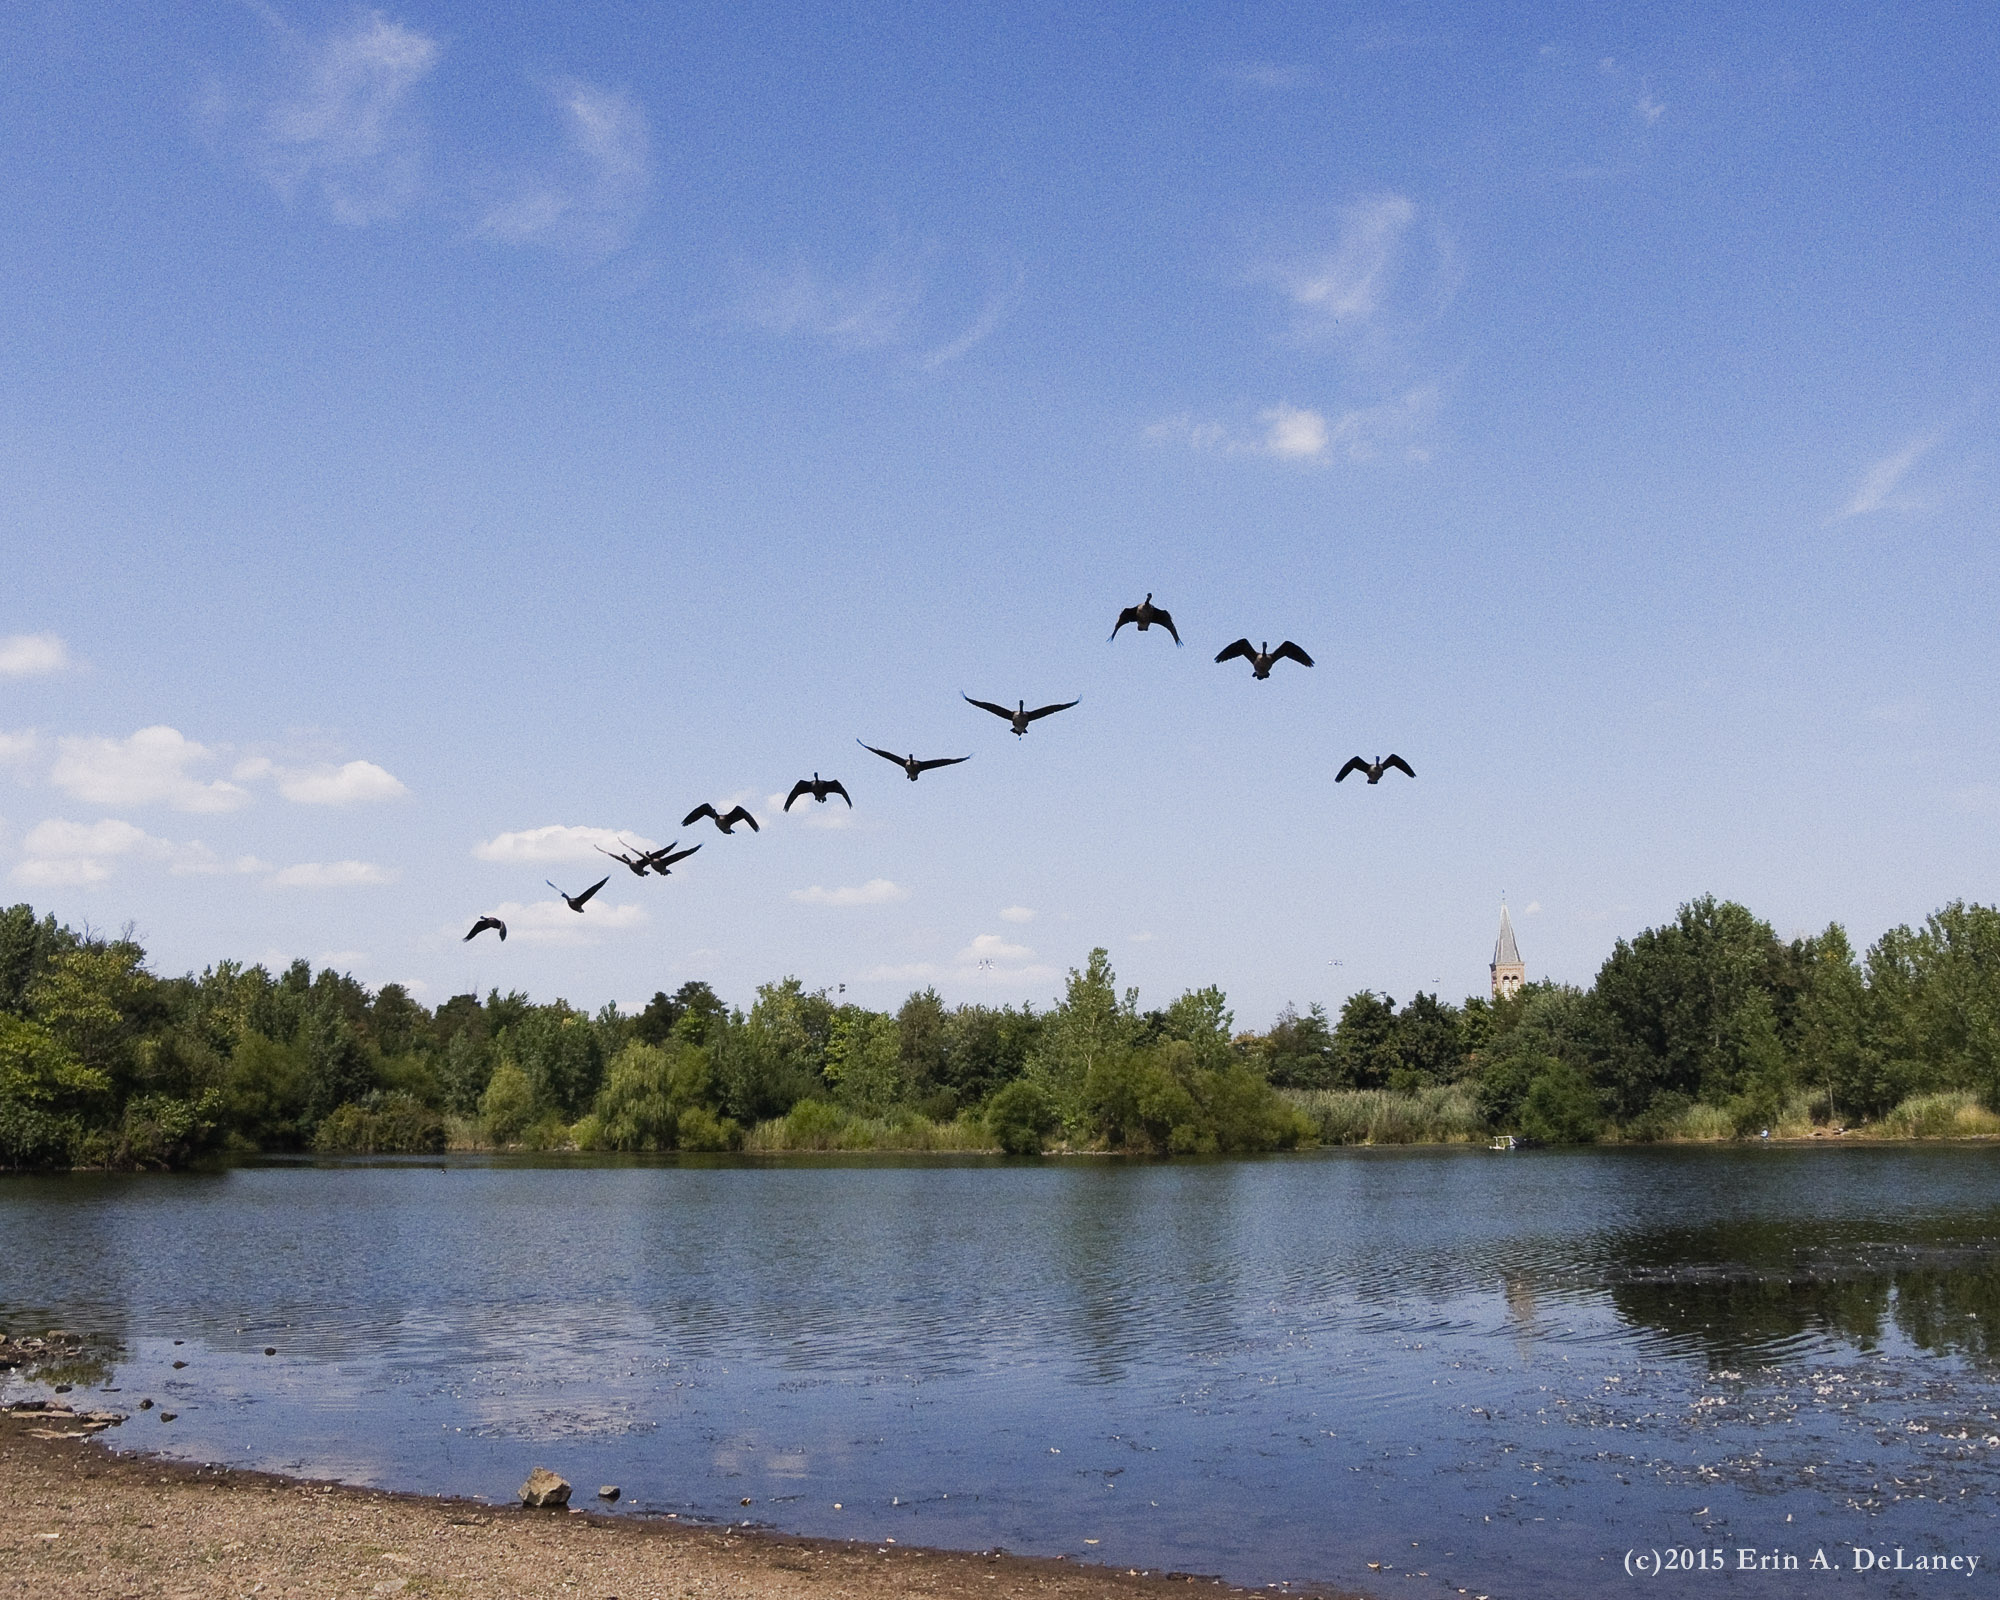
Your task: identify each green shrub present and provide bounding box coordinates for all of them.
[1517,1061,1601,1144]
[479,1062,535,1145]
[984,1079,1058,1154]
[1667,1102,1735,1141]
[311,1092,447,1154]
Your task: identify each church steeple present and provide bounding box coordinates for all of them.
[1491,903,1525,1000]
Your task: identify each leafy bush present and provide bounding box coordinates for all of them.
[478,1062,535,1145]
[1516,1061,1601,1144]
[984,1079,1059,1154]
[311,1092,447,1154]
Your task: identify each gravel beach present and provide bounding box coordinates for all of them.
[0,1411,1343,1600]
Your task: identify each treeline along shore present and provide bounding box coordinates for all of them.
[3,895,2000,1171]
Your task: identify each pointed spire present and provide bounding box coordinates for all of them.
[1494,903,1521,967]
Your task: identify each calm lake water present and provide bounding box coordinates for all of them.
[4,1146,1999,1597]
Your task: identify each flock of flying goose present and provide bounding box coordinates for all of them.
[462,593,1412,943]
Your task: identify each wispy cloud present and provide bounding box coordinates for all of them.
[269,859,397,889]
[999,905,1035,923]
[477,78,651,255]
[1146,385,1438,465]
[51,727,250,813]
[0,633,70,677]
[738,242,1021,369]
[11,817,265,886]
[474,823,658,863]
[0,732,37,765]
[791,878,910,908]
[235,757,408,805]
[486,896,647,946]
[1837,435,1936,519]
[863,929,1058,987]
[1272,194,1418,331]
[254,12,442,225]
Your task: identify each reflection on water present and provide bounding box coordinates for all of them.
[3,1145,1998,1596]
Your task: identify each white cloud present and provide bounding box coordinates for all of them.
[1262,405,1329,460]
[269,859,397,889]
[257,12,441,225]
[477,78,651,254]
[473,824,658,863]
[1149,385,1438,465]
[862,930,1058,988]
[791,878,910,907]
[51,727,250,812]
[0,634,69,677]
[1524,901,1542,915]
[1636,92,1665,124]
[11,817,264,886]
[266,759,408,805]
[490,896,648,946]
[999,905,1035,923]
[1273,194,1418,330]
[739,244,1020,369]
[1129,931,1157,943]
[1838,436,1935,519]
[0,731,37,765]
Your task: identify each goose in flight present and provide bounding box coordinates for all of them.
[1110,593,1181,645]
[1336,754,1416,784]
[963,693,1081,737]
[641,840,702,874]
[1215,638,1314,679]
[596,840,658,876]
[785,774,852,811]
[463,916,507,942]
[684,803,760,834]
[858,740,972,781]
[546,876,609,913]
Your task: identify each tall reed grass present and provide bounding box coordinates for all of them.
[743,1100,993,1152]
[1281,1086,1484,1145]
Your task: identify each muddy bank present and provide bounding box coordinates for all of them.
[0,1411,1355,1600]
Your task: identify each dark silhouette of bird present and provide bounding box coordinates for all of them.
[1336,754,1416,784]
[1215,638,1314,679]
[683,803,760,834]
[641,840,701,874]
[858,740,972,781]
[546,876,609,912]
[962,693,1081,737]
[1110,593,1181,645]
[784,774,852,811]
[463,916,507,942]
[595,840,657,876]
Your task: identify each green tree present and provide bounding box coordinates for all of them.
[1027,949,1137,1127]
[1330,991,1399,1089]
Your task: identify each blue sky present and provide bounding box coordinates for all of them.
[2,1,1996,1026]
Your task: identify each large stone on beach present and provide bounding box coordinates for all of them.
[518,1468,571,1508]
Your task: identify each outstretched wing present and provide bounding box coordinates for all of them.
[573,875,610,908]
[464,916,499,942]
[784,780,810,812]
[1155,607,1182,645]
[682,803,718,827]
[1274,640,1314,668]
[1215,638,1254,664]
[1383,754,1415,779]
[1110,605,1140,640]
[828,780,852,807]
[723,806,760,832]
[495,920,506,941]
[1023,697,1080,722]
[652,843,700,869]
[1335,758,1367,783]
[913,754,972,773]
[962,694,1014,721]
[858,740,905,767]
[545,878,565,896]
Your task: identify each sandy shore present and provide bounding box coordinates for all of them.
[0,1411,1355,1600]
